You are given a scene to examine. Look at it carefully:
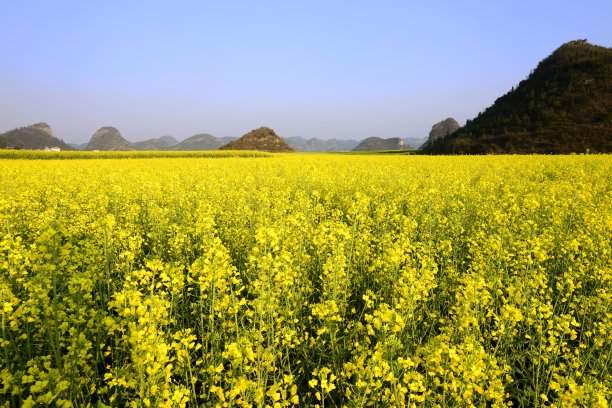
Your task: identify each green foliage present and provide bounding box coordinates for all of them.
[0,124,72,151]
[423,40,612,154]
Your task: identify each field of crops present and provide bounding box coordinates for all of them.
[0,150,271,160]
[1,154,610,407]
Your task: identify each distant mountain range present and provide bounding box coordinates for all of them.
[219,136,238,144]
[283,136,360,152]
[352,137,410,151]
[0,124,428,153]
[422,40,612,154]
[132,135,179,150]
[172,134,223,150]
[7,40,606,155]
[405,137,427,149]
[69,142,89,150]
[70,134,238,151]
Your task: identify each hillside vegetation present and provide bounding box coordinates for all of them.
[85,127,134,151]
[0,123,72,150]
[220,127,294,152]
[423,40,612,154]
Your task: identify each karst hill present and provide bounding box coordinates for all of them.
[422,40,612,154]
[220,127,294,152]
[0,123,72,150]
[85,127,134,151]
[419,118,460,149]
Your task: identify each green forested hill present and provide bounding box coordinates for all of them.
[423,40,612,154]
[0,123,72,150]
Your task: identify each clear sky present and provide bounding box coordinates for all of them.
[1,1,611,143]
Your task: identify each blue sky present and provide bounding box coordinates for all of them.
[1,1,610,143]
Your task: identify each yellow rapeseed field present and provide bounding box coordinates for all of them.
[1,153,610,407]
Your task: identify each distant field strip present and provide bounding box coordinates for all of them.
[0,150,271,160]
[0,154,610,407]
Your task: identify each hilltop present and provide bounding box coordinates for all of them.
[420,118,460,149]
[220,127,294,152]
[422,40,612,154]
[0,123,72,150]
[85,127,134,151]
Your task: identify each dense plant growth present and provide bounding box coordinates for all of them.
[1,154,610,406]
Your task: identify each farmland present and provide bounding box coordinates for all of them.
[1,154,610,407]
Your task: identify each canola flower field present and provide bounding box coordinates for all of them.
[0,150,271,160]
[1,154,610,407]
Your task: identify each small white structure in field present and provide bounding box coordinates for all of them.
[44,147,61,152]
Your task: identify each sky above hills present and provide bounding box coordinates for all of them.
[1,1,611,143]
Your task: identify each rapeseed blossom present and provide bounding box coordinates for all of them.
[0,154,610,406]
